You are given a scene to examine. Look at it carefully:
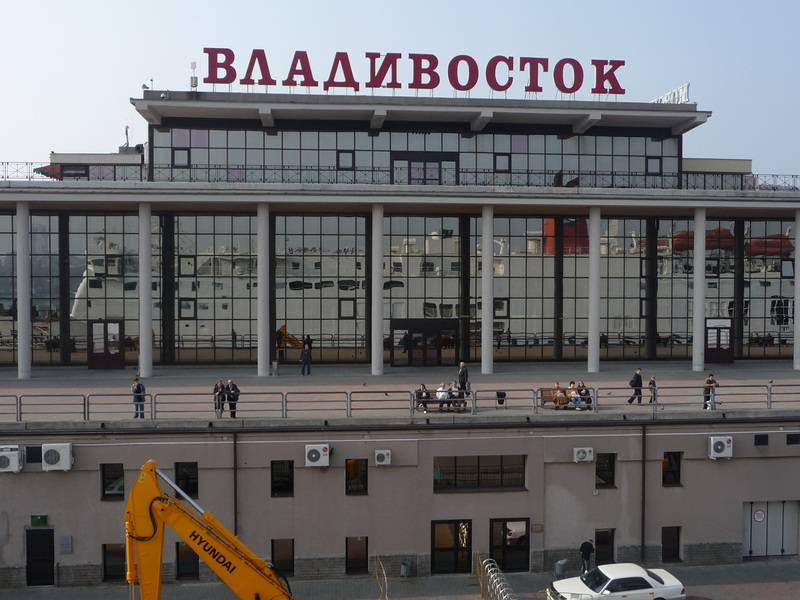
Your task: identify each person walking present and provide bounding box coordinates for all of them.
[703,373,719,410]
[300,343,312,376]
[579,538,594,574]
[648,376,658,404]
[225,379,241,418]
[131,377,146,419]
[213,380,226,418]
[628,368,643,404]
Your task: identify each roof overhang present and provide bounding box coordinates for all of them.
[132,91,711,134]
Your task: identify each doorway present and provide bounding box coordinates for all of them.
[706,318,733,363]
[431,520,471,574]
[594,528,615,565]
[87,319,125,369]
[489,518,529,572]
[26,528,54,586]
[390,318,459,367]
[661,526,682,562]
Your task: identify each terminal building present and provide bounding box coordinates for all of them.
[2,89,800,377]
[1,87,800,589]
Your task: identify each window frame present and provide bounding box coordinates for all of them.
[345,458,369,495]
[271,460,294,498]
[433,455,525,493]
[662,452,682,487]
[174,462,199,499]
[101,463,125,501]
[595,453,616,489]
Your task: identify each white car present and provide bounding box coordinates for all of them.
[547,563,686,600]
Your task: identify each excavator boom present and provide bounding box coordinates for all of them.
[125,460,292,600]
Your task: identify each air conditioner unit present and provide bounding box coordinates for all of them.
[0,446,23,473]
[375,449,392,465]
[573,447,594,462]
[709,436,733,459]
[42,443,73,471]
[305,444,330,467]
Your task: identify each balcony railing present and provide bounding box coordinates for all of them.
[3,161,799,192]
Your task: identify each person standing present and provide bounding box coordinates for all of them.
[131,377,146,419]
[579,538,594,574]
[300,343,312,376]
[648,376,658,404]
[225,379,241,418]
[402,331,410,354]
[458,361,470,402]
[213,380,226,418]
[703,373,719,410]
[628,368,643,404]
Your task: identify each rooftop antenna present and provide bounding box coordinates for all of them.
[124,125,130,147]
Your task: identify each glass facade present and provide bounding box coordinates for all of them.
[0,114,795,367]
[152,126,680,189]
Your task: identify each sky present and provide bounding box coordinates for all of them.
[3,0,799,174]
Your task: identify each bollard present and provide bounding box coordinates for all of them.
[272,360,279,376]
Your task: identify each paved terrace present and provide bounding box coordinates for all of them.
[1,360,799,428]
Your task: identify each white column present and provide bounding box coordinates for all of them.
[692,208,706,372]
[257,203,271,376]
[795,210,800,370]
[481,205,494,374]
[587,207,602,374]
[16,202,31,379]
[138,203,153,378]
[371,204,384,375]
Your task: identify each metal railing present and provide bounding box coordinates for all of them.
[480,558,518,600]
[2,383,797,422]
[4,161,799,192]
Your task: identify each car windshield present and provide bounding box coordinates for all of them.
[580,568,609,592]
[645,569,664,584]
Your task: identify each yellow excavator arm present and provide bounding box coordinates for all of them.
[125,460,293,600]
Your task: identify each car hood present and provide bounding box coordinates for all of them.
[552,576,594,596]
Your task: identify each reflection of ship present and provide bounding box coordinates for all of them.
[64,220,796,351]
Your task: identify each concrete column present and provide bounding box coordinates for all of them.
[795,210,800,370]
[692,208,706,372]
[257,203,271,376]
[481,205,494,374]
[138,203,153,378]
[16,202,31,379]
[587,207,602,373]
[371,204,384,375]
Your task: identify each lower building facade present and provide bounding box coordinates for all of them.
[1,414,798,586]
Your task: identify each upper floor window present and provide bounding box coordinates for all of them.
[434,455,525,492]
[174,462,199,499]
[595,453,616,488]
[345,459,368,495]
[662,452,682,486]
[271,460,294,497]
[101,463,124,500]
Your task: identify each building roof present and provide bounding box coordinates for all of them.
[132,90,711,135]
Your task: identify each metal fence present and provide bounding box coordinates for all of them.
[1,383,797,422]
[4,161,800,192]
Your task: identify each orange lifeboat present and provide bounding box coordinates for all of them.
[672,227,734,252]
[745,234,794,257]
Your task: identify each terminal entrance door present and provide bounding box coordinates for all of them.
[87,319,125,369]
[706,318,734,364]
[390,318,459,367]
